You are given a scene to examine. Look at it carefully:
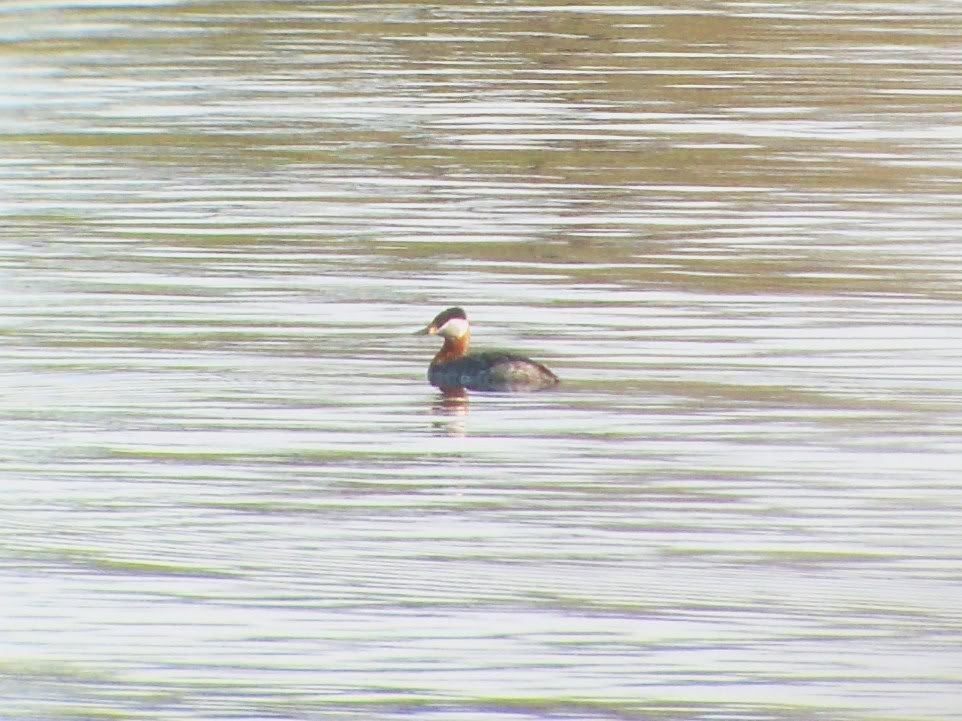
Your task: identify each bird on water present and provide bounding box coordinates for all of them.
[414,307,559,392]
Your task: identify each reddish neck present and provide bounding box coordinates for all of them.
[432,332,471,365]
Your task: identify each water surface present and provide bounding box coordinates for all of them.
[2,2,962,720]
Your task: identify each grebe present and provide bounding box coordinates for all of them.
[415,307,560,392]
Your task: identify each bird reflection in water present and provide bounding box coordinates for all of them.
[430,387,469,437]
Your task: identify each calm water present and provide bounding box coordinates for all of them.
[3,1,962,720]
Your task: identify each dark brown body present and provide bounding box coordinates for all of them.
[429,349,559,392]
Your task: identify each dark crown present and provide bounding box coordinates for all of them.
[432,306,467,327]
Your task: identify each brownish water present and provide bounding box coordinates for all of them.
[2,2,962,720]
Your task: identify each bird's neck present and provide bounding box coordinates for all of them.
[432,331,471,365]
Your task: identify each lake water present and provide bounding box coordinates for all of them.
[2,1,962,720]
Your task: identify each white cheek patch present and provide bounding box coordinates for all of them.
[437,317,469,338]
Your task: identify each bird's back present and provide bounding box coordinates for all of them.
[429,350,559,392]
